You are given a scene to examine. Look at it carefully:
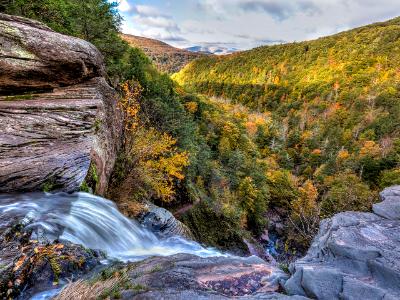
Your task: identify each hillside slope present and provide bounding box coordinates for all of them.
[175,17,400,109]
[175,17,400,224]
[122,34,205,73]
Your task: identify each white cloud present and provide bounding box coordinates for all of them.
[198,0,320,20]
[121,22,141,36]
[133,15,179,31]
[142,28,186,42]
[133,5,163,17]
[118,0,131,13]
[120,2,185,43]
[119,0,400,49]
[192,0,400,48]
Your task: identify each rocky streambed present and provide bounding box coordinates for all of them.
[1,187,400,299]
[0,192,291,299]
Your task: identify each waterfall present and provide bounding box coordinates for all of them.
[0,192,222,261]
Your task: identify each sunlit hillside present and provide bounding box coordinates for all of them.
[122,34,205,73]
[174,17,400,217]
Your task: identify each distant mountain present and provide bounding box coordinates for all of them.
[121,34,206,73]
[186,45,238,55]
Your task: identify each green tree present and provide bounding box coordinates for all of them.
[289,180,320,248]
[266,170,299,210]
[321,173,377,217]
[238,177,267,235]
[1,0,74,33]
[379,169,400,189]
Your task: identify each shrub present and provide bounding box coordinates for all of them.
[379,168,400,189]
[288,180,320,248]
[321,173,377,217]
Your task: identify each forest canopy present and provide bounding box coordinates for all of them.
[173,17,400,247]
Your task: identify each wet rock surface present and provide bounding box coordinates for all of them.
[139,202,194,239]
[0,221,104,300]
[117,254,304,300]
[285,186,400,300]
[0,14,122,194]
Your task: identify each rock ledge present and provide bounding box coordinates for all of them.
[285,186,400,300]
[0,14,122,194]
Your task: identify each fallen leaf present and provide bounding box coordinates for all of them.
[54,244,64,250]
[13,255,27,271]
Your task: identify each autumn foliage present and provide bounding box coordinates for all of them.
[111,81,189,203]
[175,16,400,248]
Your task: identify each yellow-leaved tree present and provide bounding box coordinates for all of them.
[127,127,189,201]
[113,81,189,203]
[289,180,320,248]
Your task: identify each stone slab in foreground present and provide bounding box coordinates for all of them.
[119,254,306,300]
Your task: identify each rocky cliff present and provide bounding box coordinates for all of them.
[285,186,400,300]
[0,13,122,194]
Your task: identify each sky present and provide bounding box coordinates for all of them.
[116,0,400,50]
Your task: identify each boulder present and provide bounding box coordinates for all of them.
[373,185,400,220]
[285,186,400,300]
[0,13,105,94]
[139,202,194,239]
[0,14,122,194]
[0,219,104,299]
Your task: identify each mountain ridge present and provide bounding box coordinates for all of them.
[186,45,239,55]
[121,33,206,73]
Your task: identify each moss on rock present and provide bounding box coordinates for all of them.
[81,162,99,194]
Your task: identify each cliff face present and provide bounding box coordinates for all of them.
[0,13,122,194]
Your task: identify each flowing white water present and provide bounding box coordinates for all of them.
[0,192,223,261]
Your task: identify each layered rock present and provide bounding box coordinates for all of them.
[285,186,400,300]
[123,254,303,299]
[0,13,104,94]
[0,14,122,194]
